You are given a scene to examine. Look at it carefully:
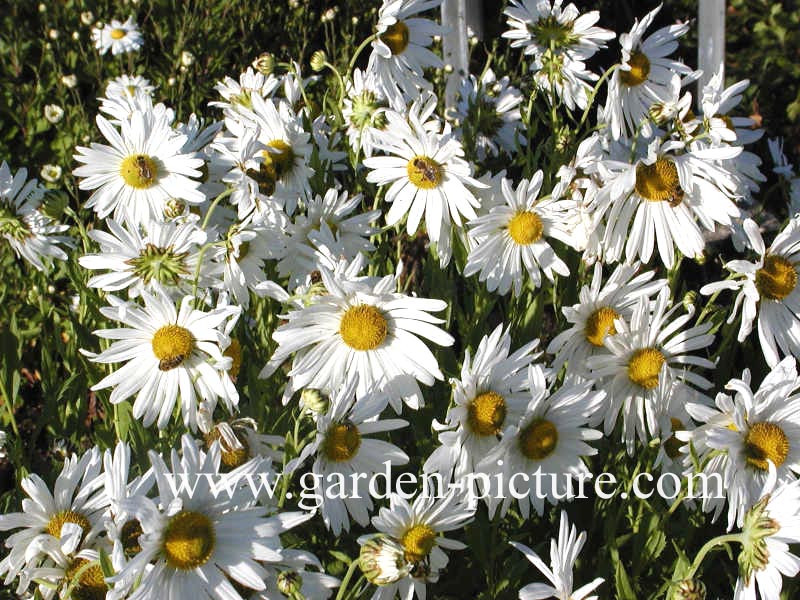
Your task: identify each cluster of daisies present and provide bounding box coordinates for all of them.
[2,1,800,599]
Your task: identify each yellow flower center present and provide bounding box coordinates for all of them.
[323,422,361,462]
[120,518,143,558]
[119,154,158,189]
[110,28,127,40]
[205,427,251,470]
[380,21,410,55]
[635,158,682,203]
[406,155,442,189]
[755,255,798,301]
[339,304,388,351]
[745,422,790,471]
[627,347,665,390]
[508,211,544,245]
[224,338,242,379]
[162,510,215,570]
[65,558,107,600]
[151,324,194,371]
[664,418,685,459]
[584,306,620,347]
[467,391,507,436]
[620,51,650,87]
[262,140,295,182]
[519,418,559,460]
[400,524,436,563]
[46,509,90,539]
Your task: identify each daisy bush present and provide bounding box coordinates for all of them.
[2,1,800,599]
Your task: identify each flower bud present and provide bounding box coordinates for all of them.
[310,50,327,73]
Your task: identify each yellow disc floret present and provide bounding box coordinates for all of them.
[65,558,107,600]
[508,211,544,245]
[584,306,620,347]
[162,510,215,570]
[224,338,242,379]
[756,255,798,301]
[151,324,194,371]
[620,51,650,87]
[635,158,681,202]
[323,421,361,462]
[119,154,158,189]
[380,21,410,55]
[110,28,127,40]
[263,140,295,182]
[46,509,91,539]
[627,347,665,390]
[406,155,442,189]
[339,304,388,351]
[467,391,507,436]
[519,418,559,460]
[400,524,436,563]
[745,422,790,471]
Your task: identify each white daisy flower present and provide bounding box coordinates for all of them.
[586,287,714,453]
[78,217,215,297]
[73,110,206,226]
[364,96,487,267]
[479,364,603,518]
[277,188,380,290]
[342,68,391,157]
[0,447,107,594]
[502,0,614,62]
[88,290,241,430]
[463,172,571,296]
[261,260,454,411]
[700,217,800,367]
[200,418,284,473]
[256,551,340,599]
[700,70,763,147]
[502,0,614,110]
[92,16,143,55]
[110,435,313,600]
[423,323,542,484]
[232,94,315,215]
[547,262,665,375]
[682,357,800,529]
[596,137,742,268]
[287,377,408,535]
[105,74,155,101]
[24,542,105,600]
[221,221,286,308]
[604,4,693,140]
[211,67,282,113]
[734,467,800,600]
[208,125,278,222]
[510,510,604,600]
[0,161,70,271]
[366,0,444,107]
[358,491,474,600]
[452,68,525,160]
[102,442,155,597]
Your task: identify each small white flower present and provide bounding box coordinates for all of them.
[43,104,64,124]
[92,16,143,55]
[39,164,62,183]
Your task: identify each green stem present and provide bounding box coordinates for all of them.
[335,558,361,600]
[347,34,378,76]
[578,63,618,130]
[684,533,743,580]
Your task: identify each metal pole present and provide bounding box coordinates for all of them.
[441,0,483,109]
[697,0,725,101]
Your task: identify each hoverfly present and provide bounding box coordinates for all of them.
[668,187,684,207]
[158,355,185,371]
[412,158,439,185]
[135,155,154,181]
